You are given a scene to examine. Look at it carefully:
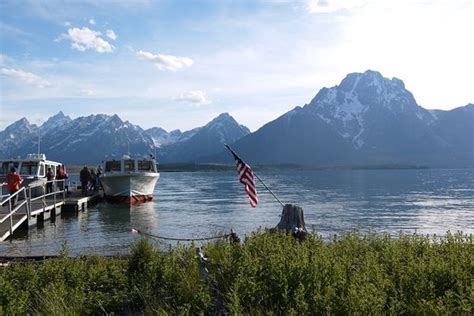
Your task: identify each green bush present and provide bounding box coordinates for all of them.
[0,230,472,315]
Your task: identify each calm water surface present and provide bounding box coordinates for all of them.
[1,169,473,256]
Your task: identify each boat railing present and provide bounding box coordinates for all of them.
[0,186,29,236]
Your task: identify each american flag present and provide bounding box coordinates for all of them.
[233,153,258,207]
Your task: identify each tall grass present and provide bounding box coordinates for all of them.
[0,230,472,314]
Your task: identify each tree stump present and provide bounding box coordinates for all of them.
[274,204,307,241]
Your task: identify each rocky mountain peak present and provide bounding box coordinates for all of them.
[207,112,233,125]
[41,111,72,133]
[5,117,35,132]
[146,127,168,136]
[108,114,123,125]
[335,70,407,100]
[204,113,250,135]
[304,70,427,149]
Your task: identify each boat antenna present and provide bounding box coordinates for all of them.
[37,126,41,154]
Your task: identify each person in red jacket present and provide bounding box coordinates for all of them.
[6,167,22,207]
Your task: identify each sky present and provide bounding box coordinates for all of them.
[0,0,473,132]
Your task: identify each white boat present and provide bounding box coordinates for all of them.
[0,154,64,195]
[100,155,160,204]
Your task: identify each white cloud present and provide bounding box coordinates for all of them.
[89,18,96,25]
[59,27,114,53]
[174,90,210,105]
[1,68,51,88]
[0,54,5,64]
[105,30,117,40]
[306,0,369,13]
[136,50,194,71]
[81,88,95,96]
[64,21,71,27]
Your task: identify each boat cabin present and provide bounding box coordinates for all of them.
[0,154,62,182]
[103,156,158,173]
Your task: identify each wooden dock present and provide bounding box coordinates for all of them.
[0,183,101,241]
[64,190,102,212]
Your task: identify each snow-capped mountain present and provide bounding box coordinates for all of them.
[206,70,473,167]
[40,111,72,134]
[41,114,157,163]
[0,118,39,159]
[0,114,157,163]
[306,70,436,149]
[158,113,251,162]
[0,112,250,164]
[145,127,201,147]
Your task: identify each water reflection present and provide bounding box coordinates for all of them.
[97,203,131,227]
[131,201,159,234]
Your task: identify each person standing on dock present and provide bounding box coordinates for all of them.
[90,168,97,192]
[80,166,91,196]
[96,165,103,191]
[6,167,22,207]
[56,165,68,194]
[46,167,54,194]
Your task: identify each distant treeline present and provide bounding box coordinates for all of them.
[138,163,428,172]
[65,163,431,173]
[0,230,472,314]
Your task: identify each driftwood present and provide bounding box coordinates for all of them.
[274,204,307,241]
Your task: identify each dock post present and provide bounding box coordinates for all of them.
[8,199,13,235]
[28,187,32,220]
[24,189,30,221]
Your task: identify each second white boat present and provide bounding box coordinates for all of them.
[100,155,160,204]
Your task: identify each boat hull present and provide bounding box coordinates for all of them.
[100,172,160,205]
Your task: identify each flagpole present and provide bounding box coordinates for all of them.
[225,144,285,207]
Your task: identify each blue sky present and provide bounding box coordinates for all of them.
[1,0,473,131]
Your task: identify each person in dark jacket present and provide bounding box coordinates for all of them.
[46,167,54,194]
[90,168,97,192]
[79,166,91,196]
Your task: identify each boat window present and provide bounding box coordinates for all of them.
[39,163,45,177]
[19,162,39,175]
[1,162,16,176]
[124,160,135,172]
[138,160,154,171]
[105,161,121,172]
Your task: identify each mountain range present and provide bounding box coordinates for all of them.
[0,111,250,164]
[1,70,472,167]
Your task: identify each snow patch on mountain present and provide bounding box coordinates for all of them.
[309,78,368,148]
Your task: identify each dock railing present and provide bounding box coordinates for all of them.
[0,182,9,201]
[27,180,66,218]
[0,186,29,236]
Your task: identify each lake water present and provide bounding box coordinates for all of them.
[1,169,473,256]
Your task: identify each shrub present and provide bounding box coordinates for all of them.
[0,230,472,314]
